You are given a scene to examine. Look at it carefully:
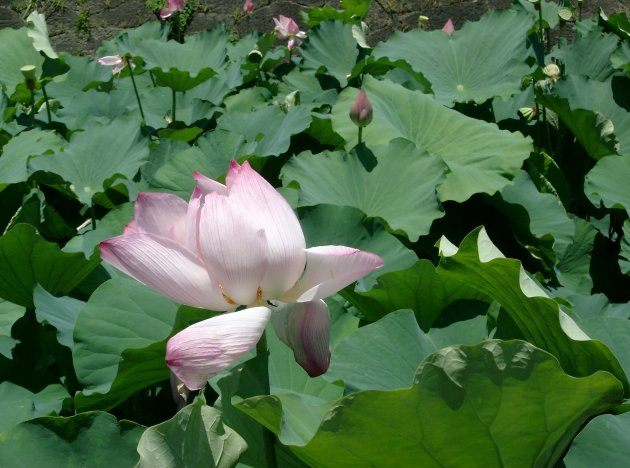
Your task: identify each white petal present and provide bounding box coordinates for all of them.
[194,171,227,196]
[166,307,271,390]
[197,192,268,306]
[100,233,230,310]
[271,301,330,377]
[281,246,384,302]
[227,161,306,298]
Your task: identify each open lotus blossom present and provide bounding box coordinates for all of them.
[97,55,131,75]
[100,161,383,390]
[160,0,185,19]
[273,15,307,49]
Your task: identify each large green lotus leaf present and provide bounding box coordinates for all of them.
[297,204,417,290]
[54,87,136,129]
[331,77,532,202]
[240,340,623,467]
[553,29,619,81]
[186,59,245,105]
[340,260,487,329]
[515,0,560,28]
[585,154,630,215]
[96,21,168,58]
[555,219,598,295]
[30,116,149,206]
[0,411,144,467]
[498,170,575,258]
[565,293,630,381]
[373,9,533,105]
[25,11,57,59]
[217,106,312,158]
[0,382,68,433]
[282,139,445,242]
[278,69,338,107]
[139,85,218,128]
[33,285,84,350]
[0,27,43,94]
[133,27,228,92]
[300,21,358,87]
[540,75,630,158]
[325,309,486,391]
[72,277,210,411]
[0,299,23,358]
[148,134,236,198]
[611,41,630,73]
[136,399,246,468]
[0,224,99,308]
[564,412,630,467]
[437,227,629,394]
[46,54,116,104]
[0,128,66,191]
[63,202,134,258]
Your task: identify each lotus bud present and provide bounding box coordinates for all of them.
[419,15,429,29]
[349,88,373,128]
[442,19,455,36]
[20,65,37,90]
[243,0,254,14]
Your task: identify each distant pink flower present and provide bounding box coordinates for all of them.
[273,15,307,49]
[97,55,131,75]
[243,0,254,14]
[160,0,185,19]
[349,89,373,127]
[100,160,383,390]
[442,18,455,36]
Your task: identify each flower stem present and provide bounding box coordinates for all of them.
[126,57,145,122]
[256,331,277,468]
[41,83,52,125]
[171,88,177,123]
[358,126,363,146]
[29,88,35,127]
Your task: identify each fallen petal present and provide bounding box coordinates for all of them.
[166,307,271,390]
[281,246,384,302]
[271,300,330,377]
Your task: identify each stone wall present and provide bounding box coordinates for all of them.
[1,0,629,56]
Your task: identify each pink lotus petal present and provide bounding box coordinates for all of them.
[281,246,384,302]
[243,0,254,13]
[97,55,123,66]
[166,307,271,390]
[227,161,306,299]
[100,233,229,310]
[132,192,188,244]
[160,0,185,19]
[442,19,455,36]
[271,300,330,377]
[197,192,269,306]
[193,171,227,196]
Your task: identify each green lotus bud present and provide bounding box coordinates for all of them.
[558,7,573,23]
[349,89,373,128]
[419,16,429,29]
[20,64,37,90]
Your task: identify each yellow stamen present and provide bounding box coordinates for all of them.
[256,286,263,303]
[218,283,237,305]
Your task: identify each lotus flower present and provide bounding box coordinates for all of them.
[100,161,383,390]
[442,19,455,36]
[243,0,254,14]
[97,55,130,75]
[349,89,373,128]
[273,15,307,49]
[160,0,185,19]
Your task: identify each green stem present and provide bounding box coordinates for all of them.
[29,88,35,127]
[126,58,145,122]
[537,4,545,55]
[256,332,277,468]
[171,88,177,123]
[41,83,52,125]
[90,205,97,230]
[358,126,363,146]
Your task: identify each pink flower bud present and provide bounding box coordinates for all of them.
[442,19,455,36]
[243,0,254,14]
[349,89,373,127]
